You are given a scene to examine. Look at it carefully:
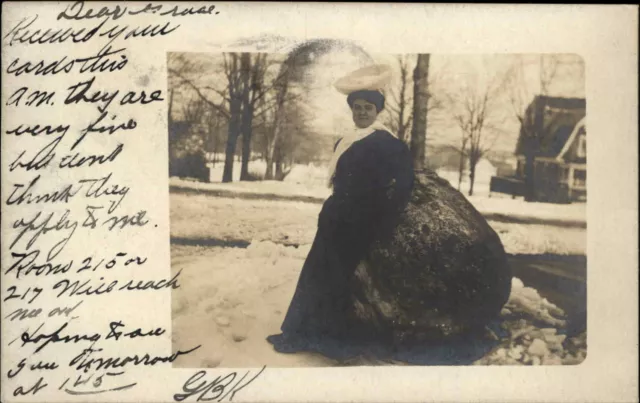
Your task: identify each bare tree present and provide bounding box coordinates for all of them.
[239,53,271,180]
[410,54,431,169]
[218,53,246,182]
[264,68,290,180]
[182,98,206,126]
[502,56,534,200]
[238,53,253,180]
[450,72,505,196]
[203,106,225,165]
[274,97,313,179]
[385,54,445,147]
[540,54,561,96]
[168,53,241,182]
[384,55,414,142]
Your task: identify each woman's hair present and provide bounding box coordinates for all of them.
[347,90,385,112]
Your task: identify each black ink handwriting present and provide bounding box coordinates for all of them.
[7,358,27,378]
[13,377,48,396]
[6,86,55,107]
[5,123,69,137]
[6,175,81,207]
[70,344,201,373]
[4,285,43,304]
[60,371,136,395]
[59,142,123,169]
[21,321,101,353]
[9,136,60,172]
[5,250,73,279]
[57,1,128,22]
[11,209,77,260]
[105,321,166,341]
[74,110,137,149]
[173,367,266,402]
[6,45,128,77]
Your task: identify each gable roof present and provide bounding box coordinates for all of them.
[557,117,586,161]
[514,95,586,158]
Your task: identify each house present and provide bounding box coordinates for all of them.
[491,95,586,202]
[473,159,498,185]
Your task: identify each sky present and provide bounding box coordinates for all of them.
[303,51,585,156]
[169,50,585,159]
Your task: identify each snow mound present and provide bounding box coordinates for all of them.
[474,277,586,366]
[475,319,586,366]
[505,278,566,327]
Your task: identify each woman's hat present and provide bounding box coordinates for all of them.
[334,64,392,94]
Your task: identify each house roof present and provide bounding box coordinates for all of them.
[515,95,586,158]
[535,95,586,110]
[557,117,586,161]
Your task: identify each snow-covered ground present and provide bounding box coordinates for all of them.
[171,240,585,368]
[171,242,337,368]
[170,191,586,256]
[205,161,329,190]
[170,188,586,367]
[172,168,586,225]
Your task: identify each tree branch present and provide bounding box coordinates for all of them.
[168,68,230,119]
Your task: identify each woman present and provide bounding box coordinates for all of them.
[267,65,511,364]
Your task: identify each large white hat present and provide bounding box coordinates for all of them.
[334,64,392,95]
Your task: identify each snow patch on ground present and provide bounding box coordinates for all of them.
[169,173,586,367]
[171,176,332,200]
[171,242,334,368]
[172,241,585,368]
[170,192,586,256]
[172,164,586,224]
[474,278,586,366]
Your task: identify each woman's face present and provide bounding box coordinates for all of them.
[351,98,378,129]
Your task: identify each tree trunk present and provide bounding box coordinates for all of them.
[223,92,242,182]
[524,99,543,202]
[222,110,240,183]
[222,53,247,183]
[209,119,219,167]
[468,156,477,196]
[265,126,278,180]
[398,122,406,143]
[410,54,430,169]
[457,150,465,191]
[239,53,253,181]
[265,75,288,180]
[397,59,408,142]
[168,88,174,125]
[240,123,252,179]
[524,144,536,201]
[213,127,219,166]
[275,148,284,180]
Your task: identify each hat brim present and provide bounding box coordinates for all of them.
[334,64,392,95]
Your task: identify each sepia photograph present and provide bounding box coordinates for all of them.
[3,2,637,402]
[166,42,587,368]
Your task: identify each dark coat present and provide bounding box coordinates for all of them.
[267,131,413,353]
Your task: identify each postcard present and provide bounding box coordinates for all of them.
[1,2,638,402]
